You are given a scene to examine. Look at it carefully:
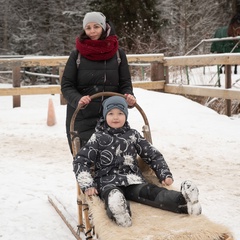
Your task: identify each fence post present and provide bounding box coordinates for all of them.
[59,66,67,105]
[225,65,232,116]
[150,62,164,82]
[51,67,57,84]
[165,67,169,84]
[12,66,21,108]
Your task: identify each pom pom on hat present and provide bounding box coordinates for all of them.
[83,12,106,31]
[103,96,128,120]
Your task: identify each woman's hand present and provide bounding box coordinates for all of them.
[84,187,98,196]
[78,95,91,106]
[161,177,173,186]
[125,94,136,107]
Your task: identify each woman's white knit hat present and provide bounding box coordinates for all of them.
[83,12,106,31]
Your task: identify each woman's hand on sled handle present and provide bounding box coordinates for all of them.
[85,187,98,196]
[78,95,91,106]
[125,94,136,107]
[161,177,174,186]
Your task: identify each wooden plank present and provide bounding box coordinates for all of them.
[164,84,240,100]
[0,56,68,68]
[0,86,61,96]
[127,54,164,63]
[0,82,165,96]
[132,80,165,90]
[164,53,240,66]
[1,82,239,101]
[1,53,240,68]
[0,54,164,68]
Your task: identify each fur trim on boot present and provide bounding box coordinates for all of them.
[181,180,202,215]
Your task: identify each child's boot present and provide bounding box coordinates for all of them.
[181,180,202,215]
[107,189,132,227]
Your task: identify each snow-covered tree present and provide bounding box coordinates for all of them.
[0,0,238,56]
[1,0,92,55]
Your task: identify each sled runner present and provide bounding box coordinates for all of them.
[49,92,235,240]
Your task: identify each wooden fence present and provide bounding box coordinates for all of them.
[0,53,240,116]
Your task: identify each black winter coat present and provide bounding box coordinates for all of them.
[73,119,173,194]
[61,48,134,144]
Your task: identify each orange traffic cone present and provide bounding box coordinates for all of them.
[47,98,56,126]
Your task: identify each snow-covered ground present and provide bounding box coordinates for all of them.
[0,84,240,240]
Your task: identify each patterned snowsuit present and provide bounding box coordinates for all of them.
[73,119,188,214]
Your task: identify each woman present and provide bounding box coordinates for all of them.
[61,12,136,153]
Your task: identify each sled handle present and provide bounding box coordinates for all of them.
[70,92,152,151]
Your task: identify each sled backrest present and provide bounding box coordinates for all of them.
[70,92,153,174]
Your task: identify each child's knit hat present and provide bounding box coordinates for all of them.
[83,12,106,31]
[102,96,128,120]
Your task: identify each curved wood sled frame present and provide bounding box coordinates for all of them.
[70,92,152,239]
[69,92,234,240]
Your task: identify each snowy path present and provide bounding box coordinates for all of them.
[0,88,240,240]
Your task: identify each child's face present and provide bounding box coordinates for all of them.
[106,108,126,128]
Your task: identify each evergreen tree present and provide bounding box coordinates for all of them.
[89,0,162,53]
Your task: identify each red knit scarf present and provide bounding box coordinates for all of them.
[76,35,119,61]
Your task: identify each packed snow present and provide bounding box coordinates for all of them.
[0,85,240,240]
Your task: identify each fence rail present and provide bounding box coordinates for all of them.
[164,53,240,66]
[0,53,240,116]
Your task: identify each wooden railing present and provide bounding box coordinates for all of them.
[0,54,165,106]
[0,53,240,116]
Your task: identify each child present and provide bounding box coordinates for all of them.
[73,96,201,227]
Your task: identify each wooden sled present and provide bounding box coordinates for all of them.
[50,92,235,240]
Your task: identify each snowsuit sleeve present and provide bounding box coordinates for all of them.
[73,134,99,192]
[134,130,173,182]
